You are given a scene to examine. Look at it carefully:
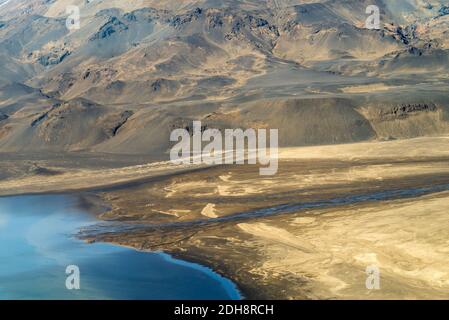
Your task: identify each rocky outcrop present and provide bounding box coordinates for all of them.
[170,7,203,29]
[90,16,128,41]
[102,110,134,137]
[379,103,437,120]
[38,49,71,66]
[438,5,449,17]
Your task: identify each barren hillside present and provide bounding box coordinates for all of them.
[0,0,448,154]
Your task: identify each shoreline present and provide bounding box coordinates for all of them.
[70,192,249,299]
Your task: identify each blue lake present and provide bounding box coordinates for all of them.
[0,195,241,300]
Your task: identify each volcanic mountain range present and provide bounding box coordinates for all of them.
[0,0,448,154]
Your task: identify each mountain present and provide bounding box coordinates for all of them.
[0,0,448,154]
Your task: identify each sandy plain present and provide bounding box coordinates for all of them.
[2,136,449,299]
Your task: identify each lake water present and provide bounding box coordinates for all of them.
[0,195,241,300]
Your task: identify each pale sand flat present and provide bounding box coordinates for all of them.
[201,203,218,218]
